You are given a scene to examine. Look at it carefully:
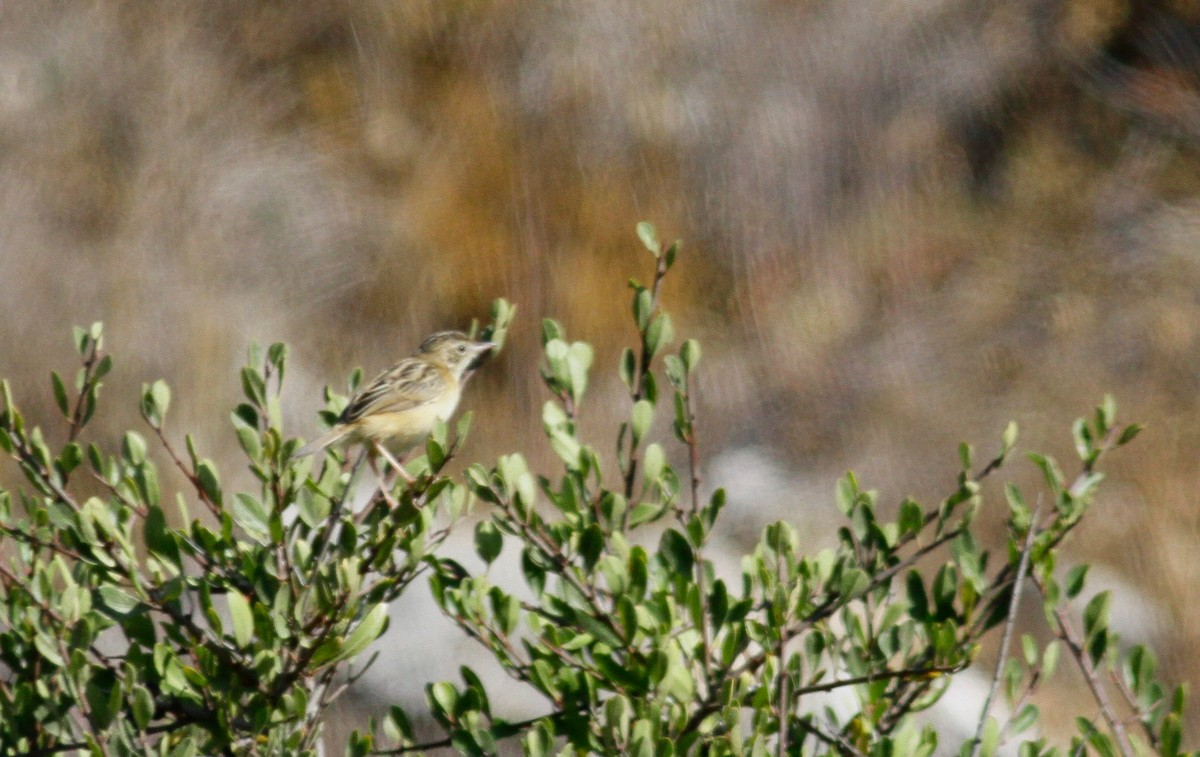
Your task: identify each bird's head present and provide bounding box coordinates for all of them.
[418,330,495,379]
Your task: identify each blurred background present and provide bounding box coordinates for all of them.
[1,0,1198,748]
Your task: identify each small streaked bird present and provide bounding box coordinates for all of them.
[293,331,494,479]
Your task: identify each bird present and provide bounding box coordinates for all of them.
[293,330,494,481]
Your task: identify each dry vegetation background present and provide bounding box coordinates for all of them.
[1,0,1199,743]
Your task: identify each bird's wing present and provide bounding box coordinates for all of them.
[340,358,449,423]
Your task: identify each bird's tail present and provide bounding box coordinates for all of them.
[292,425,351,459]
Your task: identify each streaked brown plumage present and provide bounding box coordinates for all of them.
[294,331,493,475]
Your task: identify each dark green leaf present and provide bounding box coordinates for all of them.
[898,498,924,537]
[474,520,503,565]
[130,684,154,730]
[1117,424,1143,447]
[50,371,69,417]
[1064,564,1088,600]
[196,459,223,505]
[144,505,180,569]
[1083,591,1111,640]
[85,668,120,729]
[619,347,637,391]
[659,528,693,575]
[578,523,604,571]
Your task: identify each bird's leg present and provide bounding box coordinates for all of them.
[366,449,400,509]
[372,442,415,484]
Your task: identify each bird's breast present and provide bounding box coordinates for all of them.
[351,390,461,451]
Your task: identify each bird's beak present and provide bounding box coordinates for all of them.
[468,341,495,369]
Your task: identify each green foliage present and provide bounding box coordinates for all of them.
[0,321,489,754]
[0,225,1194,757]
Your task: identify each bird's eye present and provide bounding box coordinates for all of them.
[457,344,467,353]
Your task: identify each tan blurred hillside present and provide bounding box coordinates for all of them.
[1,0,1199,740]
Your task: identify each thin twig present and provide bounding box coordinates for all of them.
[149,424,220,519]
[802,715,869,757]
[66,337,100,443]
[1032,573,1135,757]
[969,497,1044,757]
[1108,663,1161,750]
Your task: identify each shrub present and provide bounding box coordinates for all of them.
[0,224,1190,757]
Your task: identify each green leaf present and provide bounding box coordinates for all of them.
[233,492,271,543]
[523,721,554,757]
[898,498,924,536]
[1098,394,1117,432]
[310,638,344,668]
[196,459,223,505]
[130,684,154,730]
[1076,718,1117,757]
[631,400,654,444]
[664,354,686,391]
[1083,591,1111,640]
[979,716,1000,757]
[633,289,654,331]
[1064,564,1088,600]
[619,347,637,390]
[1043,640,1061,678]
[32,634,64,667]
[645,314,674,357]
[1117,424,1143,446]
[56,442,83,478]
[1001,420,1018,453]
[227,592,254,647]
[659,528,694,575]
[835,473,858,515]
[637,221,662,256]
[906,571,929,620]
[1011,703,1039,735]
[73,324,89,355]
[94,353,113,380]
[123,431,148,464]
[657,641,695,701]
[85,668,120,729]
[267,342,288,383]
[1021,634,1039,667]
[144,505,180,569]
[98,586,140,617]
[475,520,503,565]
[428,681,460,719]
[643,443,665,482]
[566,341,594,401]
[664,240,678,268]
[681,339,701,372]
[232,413,261,459]
[1072,418,1092,462]
[541,318,564,346]
[384,705,414,743]
[50,371,69,417]
[572,524,602,573]
[296,487,330,529]
[140,379,171,427]
[338,603,389,663]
